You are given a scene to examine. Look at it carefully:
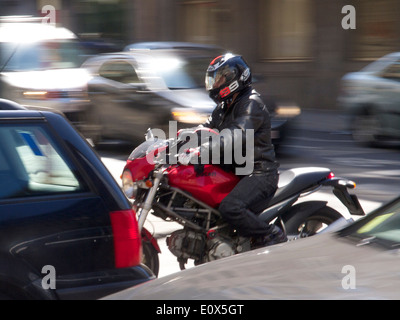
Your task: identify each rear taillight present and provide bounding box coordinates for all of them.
[110,209,142,268]
[327,172,335,179]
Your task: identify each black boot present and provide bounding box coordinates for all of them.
[251,225,287,249]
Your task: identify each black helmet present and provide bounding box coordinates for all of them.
[205,53,251,104]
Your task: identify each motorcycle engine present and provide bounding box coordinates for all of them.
[206,237,235,261]
[167,229,243,263]
[206,235,251,261]
[167,229,205,261]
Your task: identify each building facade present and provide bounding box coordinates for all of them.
[1,0,400,110]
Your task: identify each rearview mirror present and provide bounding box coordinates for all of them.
[145,128,154,141]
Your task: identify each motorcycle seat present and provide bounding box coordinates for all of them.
[251,167,331,214]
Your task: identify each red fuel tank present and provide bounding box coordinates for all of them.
[166,164,240,208]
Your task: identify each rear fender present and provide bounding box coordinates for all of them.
[333,187,365,216]
[280,200,328,227]
[258,196,298,224]
[141,228,161,253]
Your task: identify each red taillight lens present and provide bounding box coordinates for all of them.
[110,209,142,268]
[327,172,335,179]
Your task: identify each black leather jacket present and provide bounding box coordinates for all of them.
[200,87,279,175]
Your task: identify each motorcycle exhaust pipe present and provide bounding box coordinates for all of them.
[319,216,354,234]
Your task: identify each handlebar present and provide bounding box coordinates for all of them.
[145,127,217,168]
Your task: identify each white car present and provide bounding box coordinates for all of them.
[0,19,96,140]
[104,196,400,300]
[338,52,400,146]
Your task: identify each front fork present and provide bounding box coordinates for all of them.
[137,170,164,232]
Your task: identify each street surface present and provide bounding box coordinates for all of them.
[99,109,400,278]
[277,109,400,204]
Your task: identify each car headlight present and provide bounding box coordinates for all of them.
[172,109,210,124]
[121,169,138,199]
[22,91,48,100]
[274,105,301,118]
[22,90,89,100]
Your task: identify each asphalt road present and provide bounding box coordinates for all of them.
[277,109,400,204]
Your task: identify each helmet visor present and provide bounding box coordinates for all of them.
[205,65,236,91]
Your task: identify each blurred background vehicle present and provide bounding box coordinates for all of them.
[82,42,221,146]
[0,17,97,141]
[0,101,153,300]
[338,52,400,146]
[105,195,400,300]
[83,41,299,147]
[123,41,222,52]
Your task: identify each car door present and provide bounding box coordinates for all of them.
[0,120,114,281]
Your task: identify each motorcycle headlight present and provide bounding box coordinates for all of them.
[274,105,301,118]
[121,169,138,199]
[172,108,210,124]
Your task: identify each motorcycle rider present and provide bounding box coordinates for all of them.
[180,53,287,248]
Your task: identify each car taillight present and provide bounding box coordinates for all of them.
[110,209,142,268]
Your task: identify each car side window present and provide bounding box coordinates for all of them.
[99,60,141,84]
[381,61,400,80]
[0,124,87,200]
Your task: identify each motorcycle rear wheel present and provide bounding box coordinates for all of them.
[284,205,343,238]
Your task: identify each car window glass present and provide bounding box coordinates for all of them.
[153,56,210,89]
[99,60,141,84]
[0,124,87,199]
[0,147,9,171]
[0,40,86,71]
[381,62,400,80]
[347,200,400,246]
[361,55,399,73]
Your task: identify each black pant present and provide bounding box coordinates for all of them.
[219,170,279,237]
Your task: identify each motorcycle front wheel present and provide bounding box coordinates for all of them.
[283,205,343,238]
[142,241,160,277]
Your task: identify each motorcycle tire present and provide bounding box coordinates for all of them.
[283,204,343,238]
[142,241,160,277]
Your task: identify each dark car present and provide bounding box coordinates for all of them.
[82,45,221,146]
[83,42,299,147]
[0,102,153,300]
[105,196,400,300]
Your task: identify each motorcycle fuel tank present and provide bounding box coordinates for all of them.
[166,164,240,208]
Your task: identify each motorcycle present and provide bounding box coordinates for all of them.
[122,128,365,276]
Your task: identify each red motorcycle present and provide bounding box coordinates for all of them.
[122,129,365,276]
